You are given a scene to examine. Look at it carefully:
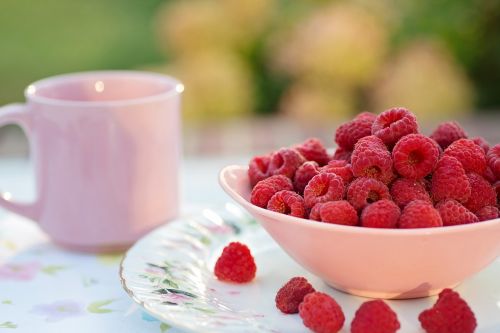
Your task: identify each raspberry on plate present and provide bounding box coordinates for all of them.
[214,242,256,283]
[431,156,471,203]
[347,177,391,211]
[390,178,431,208]
[267,190,306,218]
[419,288,477,333]
[487,144,500,179]
[275,277,315,314]
[304,173,344,209]
[436,199,478,226]
[320,160,354,183]
[443,139,487,175]
[319,201,358,226]
[399,200,443,228]
[331,146,352,162]
[351,136,394,184]
[248,155,271,187]
[361,199,400,228]
[392,134,439,179]
[430,121,467,149]
[294,138,330,166]
[268,148,305,179]
[472,136,490,154]
[351,299,400,333]
[299,292,345,333]
[372,107,418,147]
[294,161,320,194]
[475,205,499,221]
[250,175,293,208]
[463,173,497,212]
[335,117,374,151]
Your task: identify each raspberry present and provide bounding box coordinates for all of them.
[472,136,490,154]
[347,177,391,211]
[436,199,478,226]
[399,200,443,228]
[494,181,500,202]
[214,242,256,283]
[392,134,439,179]
[484,166,496,184]
[351,136,394,184]
[351,300,400,333]
[390,178,431,208]
[419,288,477,333]
[372,107,418,146]
[294,138,330,166]
[250,175,293,208]
[487,144,500,180]
[443,138,487,175]
[475,205,499,221]
[267,190,306,218]
[431,156,471,203]
[320,160,354,184]
[430,121,467,150]
[361,199,400,228]
[293,161,320,194]
[309,203,323,221]
[331,147,352,162]
[248,155,271,187]
[463,173,496,212]
[268,148,305,179]
[355,111,377,121]
[335,117,373,150]
[299,292,345,333]
[304,173,345,209]
[275,277,315,314]
[320,200,358,226]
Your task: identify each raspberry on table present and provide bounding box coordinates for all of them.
[294,161,320,194]
[399,200,443,228]
[372,107,418,147]
[351,136,394,184]
[390,178,431,208]
[320,160,354,184]
[419,288,477,333]
[248,155,271,187]
[268,148,305,179]
[304,173,345,209]
[320,201,358,226]
[361,199,400,228]
[294,138,330,166]
[335,117,374,150]
[392,134,439,179]
[463,173,497,212]
[430,121,467,150]
[443,138,487,175]
[331,146,352,162]
[275,277,315,314]
[299,292,345,333]
[308,203,324,221]
[214,242,256,283]
[267,190,306,218]
[475,205,499,221]
[436,199,479,226]
[487,144,500,180]
[250,175,293,208]
[351,299,400,333]
[347,177,391,211]
[431,156,471,203]
[472,136,490,154]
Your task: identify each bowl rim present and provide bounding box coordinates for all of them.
[219,164,500,237]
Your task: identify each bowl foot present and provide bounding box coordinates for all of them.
[326,282,461,299]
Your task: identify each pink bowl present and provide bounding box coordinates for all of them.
[219,165,500,299]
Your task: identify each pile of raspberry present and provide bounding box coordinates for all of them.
[249,107,500,228]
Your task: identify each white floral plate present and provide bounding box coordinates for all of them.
[120,204,500,333]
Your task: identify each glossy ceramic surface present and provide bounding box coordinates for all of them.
[219,165,500,299]
[120,205,500,332]
[0,71,183,252]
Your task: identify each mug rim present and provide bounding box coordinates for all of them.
[25,70,184,107]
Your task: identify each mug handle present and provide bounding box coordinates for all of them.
[0,104,39,221]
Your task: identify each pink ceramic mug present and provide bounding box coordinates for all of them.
[0,71,183,252]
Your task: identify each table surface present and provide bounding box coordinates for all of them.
[0,156,246,333]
